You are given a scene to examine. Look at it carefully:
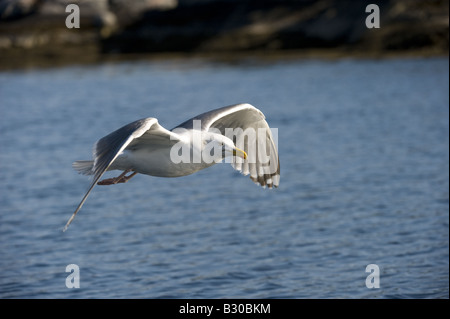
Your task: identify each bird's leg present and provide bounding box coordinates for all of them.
[120,171,137,183]
[97,169,137,185]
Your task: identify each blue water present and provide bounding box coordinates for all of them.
[0,56,448,298]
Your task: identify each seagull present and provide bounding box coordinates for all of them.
[63,103,280,231]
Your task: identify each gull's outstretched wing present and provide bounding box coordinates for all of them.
[176,103,280,188]
[64,118,180,231]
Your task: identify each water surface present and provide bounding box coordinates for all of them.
[0,57,448,298]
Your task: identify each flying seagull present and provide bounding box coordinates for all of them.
[63,103,280,231]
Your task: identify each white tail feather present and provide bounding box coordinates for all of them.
[72,160,94,175]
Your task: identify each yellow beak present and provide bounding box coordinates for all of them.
[233,147,247,159]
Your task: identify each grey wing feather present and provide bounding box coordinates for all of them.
[174,103,263,131]
[92,119,149,180]
[176,103,280,188]
[64,118,160,231]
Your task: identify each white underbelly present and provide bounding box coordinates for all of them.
[110,148,214,177]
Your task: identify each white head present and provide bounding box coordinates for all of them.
[201,132,247,162]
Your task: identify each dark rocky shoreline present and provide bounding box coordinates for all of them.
[0,0,448,70]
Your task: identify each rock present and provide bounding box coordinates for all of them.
[362,0,449,52]
[0,0,448,70]
[109,0,177,26]
[0,0,43,21]
[0,0,177,69]
[101,0,449,54]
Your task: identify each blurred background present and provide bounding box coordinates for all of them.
[0,0,448,69]
[0,0,448,299]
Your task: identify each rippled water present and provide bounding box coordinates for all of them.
[0,56,448,298]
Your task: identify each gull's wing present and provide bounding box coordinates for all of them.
[64,118,180,231]
[176,103,280,188]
